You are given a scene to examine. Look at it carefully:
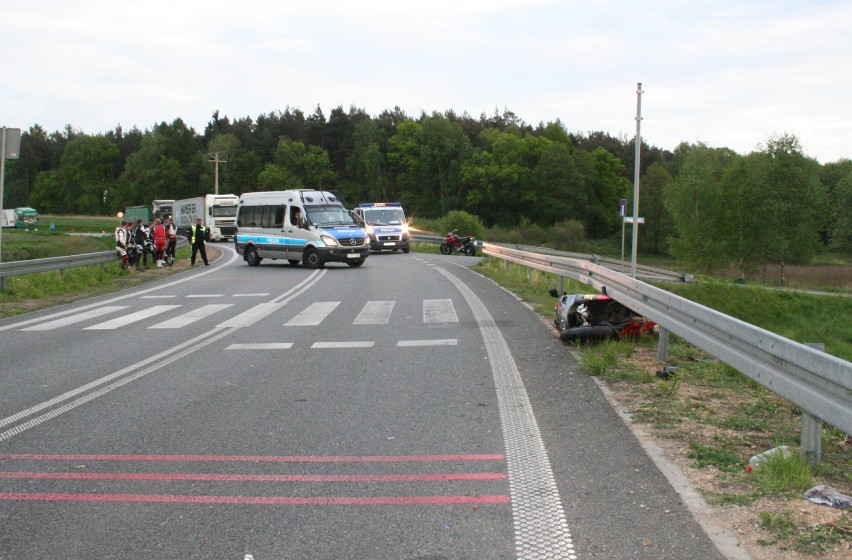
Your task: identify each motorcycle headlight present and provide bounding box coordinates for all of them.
[320,235,339,247]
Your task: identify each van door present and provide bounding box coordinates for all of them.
[284,204,307,261]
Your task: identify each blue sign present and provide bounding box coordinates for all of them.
[618,199,627,217]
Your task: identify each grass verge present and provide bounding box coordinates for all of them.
[470,256,851,557]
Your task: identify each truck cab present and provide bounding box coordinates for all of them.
[14,207,39,230]
[351,202,410,253]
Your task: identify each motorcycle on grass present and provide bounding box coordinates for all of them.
[439,230,477,256]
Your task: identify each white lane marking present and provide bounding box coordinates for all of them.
[217,270,327,328]
[0,267,326,442]
[0,247,241,333]
[83,305,181,330]
[226,343,294,350]
[311,341,374,349]
[434,265,576,559]
[423,299,458,323]
[353,301,395,325]
[217,303,283,328]
[20,306,128,331]
[233,293,271,297]
[397,339,458,347]
[285,301,340,326]
[150,304,234,329]
[141,295,177,299]
[186,294,224,298]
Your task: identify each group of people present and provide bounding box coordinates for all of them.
[115,215,210,269]
[115,216,177,270]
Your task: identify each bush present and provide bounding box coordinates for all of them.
[438,210,485,239]
[548,219,586,252]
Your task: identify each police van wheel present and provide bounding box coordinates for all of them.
[302,249,323,269]
[245,247,262,267]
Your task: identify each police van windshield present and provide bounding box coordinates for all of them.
[364,208,405,225]
[305,206,357,227]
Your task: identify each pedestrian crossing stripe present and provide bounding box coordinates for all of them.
[17,300,461,332]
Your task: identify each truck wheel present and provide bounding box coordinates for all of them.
[302,248,324,269]
[288,260,300,266]
[245,247,262,266]
[347,259,365,267]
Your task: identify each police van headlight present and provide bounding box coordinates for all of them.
[320,235,339,247]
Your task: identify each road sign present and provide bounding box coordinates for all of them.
[623,217,645,224]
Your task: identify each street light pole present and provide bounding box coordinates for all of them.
[630,83,643,279]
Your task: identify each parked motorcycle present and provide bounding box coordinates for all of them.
[439,230,477,256]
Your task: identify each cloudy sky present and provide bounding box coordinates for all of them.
[2,0,849,163]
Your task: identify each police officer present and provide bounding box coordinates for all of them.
[190,217,209,266]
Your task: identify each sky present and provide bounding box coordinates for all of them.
[2,0,850,163]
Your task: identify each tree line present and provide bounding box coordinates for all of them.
[3,105,850,276]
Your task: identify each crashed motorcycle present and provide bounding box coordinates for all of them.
[548,288,656,342]
[439,230,477,256]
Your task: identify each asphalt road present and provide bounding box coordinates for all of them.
[0,246,728,559]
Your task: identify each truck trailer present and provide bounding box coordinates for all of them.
[172,194,239,241]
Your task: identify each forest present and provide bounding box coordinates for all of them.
[2,105,850,278]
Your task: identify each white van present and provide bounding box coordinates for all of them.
[234,190,370,268]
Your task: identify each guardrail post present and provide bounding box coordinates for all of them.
[801,343,825,465]
[656,327,670,362]
[558,276,564,296]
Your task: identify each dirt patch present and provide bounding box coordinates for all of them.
[607,345,851,559]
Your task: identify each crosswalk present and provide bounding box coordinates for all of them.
[16,296,461,333]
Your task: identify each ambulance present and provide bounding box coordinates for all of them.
[234,190,370,268]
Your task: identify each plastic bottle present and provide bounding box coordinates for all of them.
[747,445,792,471]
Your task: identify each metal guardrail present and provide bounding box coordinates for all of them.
[0,238,189,283]
[482,242,852,460]
[411,235,690,282]
[0,250,118,279]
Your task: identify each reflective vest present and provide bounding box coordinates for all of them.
[191,225,207,244]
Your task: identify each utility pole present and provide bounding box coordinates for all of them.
[207,151,227,195]
[630,83,643,278]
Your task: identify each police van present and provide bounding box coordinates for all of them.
[351,202,411,253]
[234,190,370,268]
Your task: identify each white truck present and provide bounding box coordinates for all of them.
[172,194,239,241]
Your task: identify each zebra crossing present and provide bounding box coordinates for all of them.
[15,295,461,333]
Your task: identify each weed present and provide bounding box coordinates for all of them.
[758,511,851,554]
[752,448,813,495]
[688,441,747,472]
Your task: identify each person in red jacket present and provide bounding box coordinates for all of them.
[151,218,167,268]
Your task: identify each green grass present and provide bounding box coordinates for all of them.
[758,511,851,554]
[661,280,852,362]
[688,440,747,472]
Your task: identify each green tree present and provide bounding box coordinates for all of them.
[664,143,735,270]
[574,147,631,239]
[116,119,203,207]
[829,171,852,253]
[639,161,675,255]
[717,152,770,279]
[762,134,827,282]
[27,135,119,214]
[346,119,388,201]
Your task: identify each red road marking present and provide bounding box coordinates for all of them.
[0,471,506,483]
[0,492,511,505]
[0,453,504,463]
